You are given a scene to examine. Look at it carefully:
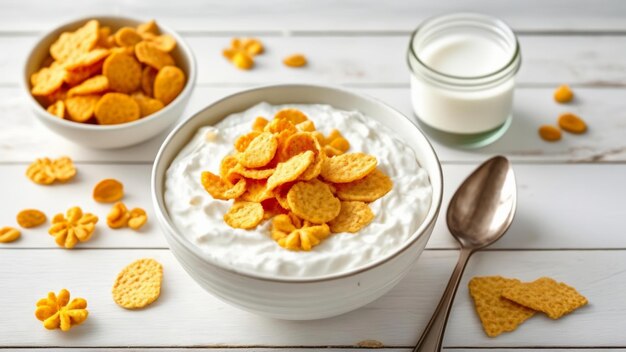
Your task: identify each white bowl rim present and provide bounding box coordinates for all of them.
[151,83,444,283]
[21,15,197,131]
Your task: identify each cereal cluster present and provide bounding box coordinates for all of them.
[30,19,186,125]
[35,289,88,331]
[200,108,393,251]
[469,276,587,337]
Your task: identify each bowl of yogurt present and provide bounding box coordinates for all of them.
[151,84,443,320]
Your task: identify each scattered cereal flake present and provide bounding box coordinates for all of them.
[103,52,142,93]
[283,54,307,68]
[50,20,99,61]
[153,65,186,105]
[266,150,314,191]
[94,92,140,125]
[242,38,264,56]
[16,209,47,228]
[135,41,175,70]
[320,152,377,183]
[287,180,340,224]
[141,66,158,97]
[107,202,130,229]
[46,100,65,118]
[502,277,588,319]
[232,51,254,70]
[0,226,20,243]
[112,258,163,309]
[240,131,278,168]
[281,132,324,180]
[334,168,393,202]
[67,75,109,97]
[554,84,574,103]
[468,276,536,337]
[201,171,247,200]
[93,178,124,203]
[114,27,143,47]
[48,207,98,249]
[224,201,264,229]
[128,208,148,230]
[65,95,100,122]
[538,125,562,142]
[328,201,374,233]
[35,289,88,331]
[558,113,587,134]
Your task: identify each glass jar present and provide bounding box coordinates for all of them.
[407,13,521,148]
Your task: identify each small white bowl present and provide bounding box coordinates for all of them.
[152,84,443,320]
[22,16,197,149]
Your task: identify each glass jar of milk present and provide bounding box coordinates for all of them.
[407,13,521,147]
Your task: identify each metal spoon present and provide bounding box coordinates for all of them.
[414,155,517,351]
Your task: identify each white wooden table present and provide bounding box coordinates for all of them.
[2,1,626,350]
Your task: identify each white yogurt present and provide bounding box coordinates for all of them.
[164,103,432,279]
[408,14,521,135]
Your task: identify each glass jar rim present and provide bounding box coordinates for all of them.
[407,12,521,82]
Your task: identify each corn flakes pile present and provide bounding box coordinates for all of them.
[30,19,186,125]
[469,276,588,337]
[200,108,393,251]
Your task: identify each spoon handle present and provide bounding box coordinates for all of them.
[413,248,472,352]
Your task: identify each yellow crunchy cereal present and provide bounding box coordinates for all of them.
[128,208,148,230]
[67,75,109,96]
[219,155,240,180]
[0,226,20,243]
[320,152,377,183]
[275,108,308,124]
[232,164,275,180]
[135,41,174,70]
[107,202,130,229]
[265,117,298,134]
[141,66,158,96]
[142,33,177,52]
[328,201,374,233]
[31,67,66,96]
[153,65,186,105]
[201,171,247,200]
[94,92,140,125]
[137,20,158,35]
[96,26,113,48]
[287,180,340,224]
[103,52,142,93]
[271,215,330,251]
[242,38,264,55]
[35,289,88,331]
[283,54,307,68]
[538,125,561,142]
[46,100,65,118]
[48,207,98,249]
[323,145,343,157]
[334,168,393,202]
[93,178,124,203]
[234,131,262,152]
[281,132,324,180]
[296,120,315,132]
[112,258,163,309]
[132,93,164,117]
[64,61,103,86]
[554,84,574,103]
[468,276,536,337]
[50,20,99,61]
[252,117,269,131]
[240,132,278,168]
[266,150,314,191]
[53,157,77,182]
[238,179,273,203]
[232,51,254,70]
[224,201,264,229]
[558,113,587,134]
[26,156,76,185]
[114,27,143,47]
[16,209,47,228]
[274,184,292,210]
[502,277,588,319]
[63,48,110,71]
[65,95,100,122]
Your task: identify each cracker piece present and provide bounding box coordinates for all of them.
[141,66,158,97]
[334,168,393,202]
[328,201,374,233]
[65,95,100,122]
[287,180,340,224]
[114,27,143,47]
[103,52,142,93]
[468,276,536,337]
[67,75,109,97]
[320,152,377,183]
[64,48,110,71]
[46,100,65,118]
[112,258,163,309]
[266,151,314,191]
[31,67,65,96]
[135,41,175,70]
[153,65,185,105]
[50,20,99,62]
[143,33,177,52]
[224,201,264,229]
[94,92,140,125]
[16,209,47,228]
[502,277,588,319]
[0,226,21,243]
[240,132,278,168]
[132,93,164,117]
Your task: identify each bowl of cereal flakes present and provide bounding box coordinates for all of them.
[23,16,196,149]
[152,84,443,320]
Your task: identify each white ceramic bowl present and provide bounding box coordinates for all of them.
[152,84,443,320]
[22,16,197,149]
